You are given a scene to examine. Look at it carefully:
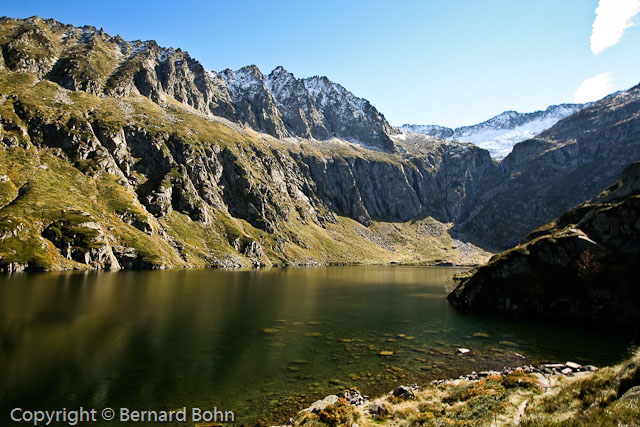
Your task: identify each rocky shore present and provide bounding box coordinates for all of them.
[275,351,640,426]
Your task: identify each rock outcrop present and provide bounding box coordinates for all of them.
[41,210,120,269]
[448,162,640,323]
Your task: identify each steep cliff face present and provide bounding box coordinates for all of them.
[457,84,640,250]
[299,137,495,227]
[448,162,640,323]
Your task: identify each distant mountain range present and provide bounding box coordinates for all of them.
[400,103,586,159]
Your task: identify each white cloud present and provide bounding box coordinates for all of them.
[573,72,615,103]
[591,0,640,55]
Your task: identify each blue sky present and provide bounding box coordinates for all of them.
[3,0,639,127]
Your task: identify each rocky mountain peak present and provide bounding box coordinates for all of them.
[220,65,288,137]
[0,16,398,151]
[400,124,454,139]
[270,65,289,75]
[490,110,519,123]
[239,64,263,77]
[223,65,268,96]
[218,64,397,149]
[264,66,296,94]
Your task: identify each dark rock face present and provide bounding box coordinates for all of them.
[299,141,494,226]
[458,83,640,250]
[448,162,640,324]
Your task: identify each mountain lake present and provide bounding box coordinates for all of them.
[0,266,635,424]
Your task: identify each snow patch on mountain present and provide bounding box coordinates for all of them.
[401,104,586,160]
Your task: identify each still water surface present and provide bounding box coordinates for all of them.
[0,266,634,424]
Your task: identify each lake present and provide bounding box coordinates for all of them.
[0,266,634,425]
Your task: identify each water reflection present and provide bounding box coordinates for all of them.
[0,267,633,424]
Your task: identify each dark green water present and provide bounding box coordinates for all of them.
[0,266,634,425]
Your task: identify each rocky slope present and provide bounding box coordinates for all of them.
[0,16,495,271]
[458,84,640,250]
[0,16,639,271]
[263,66,397,151]
[0,16,396,152]
[401,103,585,159]
[448,162,640,323]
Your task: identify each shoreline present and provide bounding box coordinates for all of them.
[0,259,478,274]
[275,349,640,426]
